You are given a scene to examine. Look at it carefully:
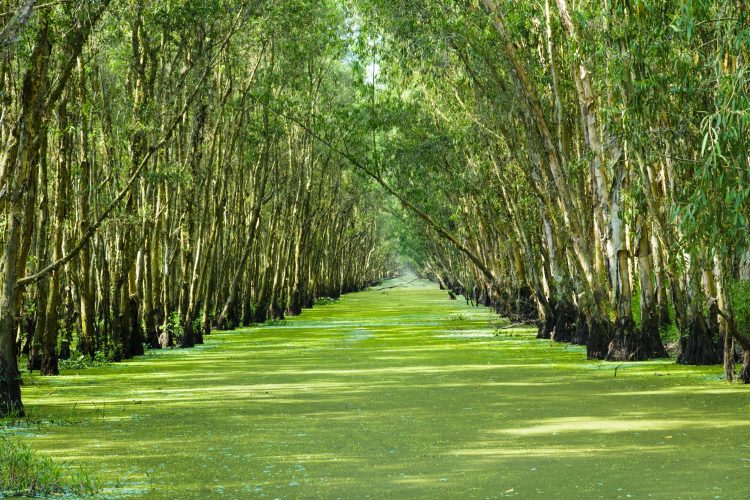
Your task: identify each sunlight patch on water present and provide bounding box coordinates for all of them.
[493,416,750,436]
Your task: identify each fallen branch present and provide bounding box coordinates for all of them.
[375,277,419,291]
[711,300,750,351]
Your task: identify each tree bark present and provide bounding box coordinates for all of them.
[0,14,51,416]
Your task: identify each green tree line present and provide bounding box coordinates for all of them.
[355,0,750,379]
[0,0,397,417]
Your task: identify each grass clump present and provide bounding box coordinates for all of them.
[315,296,339,306]
[0,438,98,496]
[447,312,468,321]
[59,350,111,370]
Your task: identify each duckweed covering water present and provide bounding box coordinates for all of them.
[3,277,750,498]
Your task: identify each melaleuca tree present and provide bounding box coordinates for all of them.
[1,0,396,417]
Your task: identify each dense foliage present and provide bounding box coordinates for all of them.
[351,0,750,375]
[0,0,397,417]
[1,0,749,417]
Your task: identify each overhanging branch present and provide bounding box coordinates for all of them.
[249,95,497,284]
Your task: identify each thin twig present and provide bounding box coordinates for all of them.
[375,277,419,290]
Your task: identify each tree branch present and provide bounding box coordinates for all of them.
[0,0,35,47]
[246,94,497,283]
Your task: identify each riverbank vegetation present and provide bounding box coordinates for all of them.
[1,0,399,416]
[1,438,98,496]
[359,0,750,374]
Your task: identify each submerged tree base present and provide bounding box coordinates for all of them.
[606,317,669,362]
[678,315,721,365]
[0,379,24,418]
[552,299,577,343]
[606,318,644,362]
[586,315,612,360]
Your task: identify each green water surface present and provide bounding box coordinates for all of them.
[4,277,750,498]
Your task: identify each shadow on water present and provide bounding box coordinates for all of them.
[4,276,750,498]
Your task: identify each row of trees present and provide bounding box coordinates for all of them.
[0,0,396,417]
[355,0,750,379]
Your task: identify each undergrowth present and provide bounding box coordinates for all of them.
[732,281,750,333]
[315,297,339,306]
[447,313,468,322]
[0,438,98,496]
[59,350,111,370]
[628,280,750,346]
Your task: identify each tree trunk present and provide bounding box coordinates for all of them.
[1,16,51,414]
[76,57,97,357]
[42,97,72,376]
[677,262,720,365]
[215,107,271,329]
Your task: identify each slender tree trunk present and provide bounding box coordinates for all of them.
[678,257,720,365]
[42,98,72,376]
[215,108,271,329]
[0,16,51,415]
[179,104,207,348]
[28,137,49,371]
[76,57,97,357]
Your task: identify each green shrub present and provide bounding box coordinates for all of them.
[192,317,203,335]
[315,297,339,306]
[0,438,98,496]
[59,350,111,370]
[732,280,750,335]
[168,312,184,344]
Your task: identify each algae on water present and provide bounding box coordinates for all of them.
[4,278,750,498]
